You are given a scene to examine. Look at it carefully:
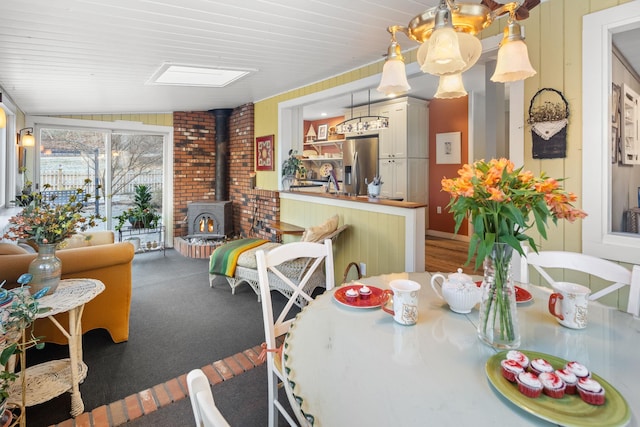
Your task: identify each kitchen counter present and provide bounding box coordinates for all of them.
[279,191,426,274]
[281,190,427,209]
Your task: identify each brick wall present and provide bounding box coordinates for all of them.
[173,106,278,241]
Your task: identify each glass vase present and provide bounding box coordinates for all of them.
[477,242,521,349]
[28,243,61,296]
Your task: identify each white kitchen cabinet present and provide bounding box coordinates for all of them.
[377,97,429,159]
[379,157,428,203]
[621,84,640,165]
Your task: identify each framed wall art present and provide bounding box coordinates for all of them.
[316,124,328,141]
[435,132,461,164]
[255,135,274,171]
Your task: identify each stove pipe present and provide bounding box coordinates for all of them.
[210,108,234,201]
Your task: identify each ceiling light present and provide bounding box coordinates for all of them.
[434,73,468,99]
[19,127,35,147]
[147,63,253,87]
[0,108,5,129]
[377,28,411,96]
[491,17,537,82]
[380,1,537,97]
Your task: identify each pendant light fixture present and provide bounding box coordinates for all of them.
[19,127,35,147]
[490,13,537,82]
[0,93,6,129]
[377,27,411,96]
[434,73,468,99]
[422,0,466,76]
[378,1,538,98]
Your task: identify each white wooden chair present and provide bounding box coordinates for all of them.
[256,239,335,427]
[187,369,230,427]
[526,251,640,316]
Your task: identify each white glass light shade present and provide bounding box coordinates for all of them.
[0,108,6,128]
[490,39,536,82]
[419,32,482,73]
[434,73,467,99]
[377,59,411,96]
[423,26,466,75]
[21,131,35,146]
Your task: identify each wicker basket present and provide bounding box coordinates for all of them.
[528,88,570,159]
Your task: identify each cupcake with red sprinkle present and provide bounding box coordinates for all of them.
[345,288,359,302]
[359,285,372,299]
[529,358,554,376]
[565,361,590,379]
[577,377,606,405]
[538,372,566,399]
[555,369,578,394]
[501,359,524,382]
[506,350,530,370]
[516,372,543,398]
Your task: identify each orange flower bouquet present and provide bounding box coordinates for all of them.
[441,158,587,348]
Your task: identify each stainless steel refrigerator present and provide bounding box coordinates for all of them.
[342,135,379,196]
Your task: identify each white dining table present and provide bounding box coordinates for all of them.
[282,272,639,427]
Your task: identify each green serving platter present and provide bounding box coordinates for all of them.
[486,350,630,427]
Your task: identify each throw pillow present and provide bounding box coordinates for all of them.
[301,215,339,242]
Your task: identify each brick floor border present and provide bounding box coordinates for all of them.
[49,344,266,427]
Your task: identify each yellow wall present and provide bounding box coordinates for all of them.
[56,113,173,126]
[254,0,628,255]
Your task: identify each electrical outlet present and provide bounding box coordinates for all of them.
[359,262,366,277]
[437,206,442,214]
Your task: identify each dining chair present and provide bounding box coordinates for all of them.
[526,251,640,316]
[187,369,230,427]
[256,239,335,427]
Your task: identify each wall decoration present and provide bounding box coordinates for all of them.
[528,87,569,159]
[435,132,461,164]
[317,124,328,141]
[612,83,621,164]
[255,135,274,171]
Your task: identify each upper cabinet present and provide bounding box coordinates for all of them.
[621,84,640,165]
[376,97,429,159]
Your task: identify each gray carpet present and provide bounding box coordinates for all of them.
[24,249,296,426]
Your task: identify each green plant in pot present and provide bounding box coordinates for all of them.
[0,274,49,414]
[114,184,161,231]
[282,149,303,190]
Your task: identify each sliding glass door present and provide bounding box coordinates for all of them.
[37,127,164,232]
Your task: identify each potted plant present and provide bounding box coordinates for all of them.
[0,274,48,416]
[114,184,161,231]
[281,149,303,190]
[3,180,104,295]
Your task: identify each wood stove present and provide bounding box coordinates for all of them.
[187,201,232,239]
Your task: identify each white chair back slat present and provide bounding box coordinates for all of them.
[526,251,640,315]
[187,369,230,427]
[256,238,334,427]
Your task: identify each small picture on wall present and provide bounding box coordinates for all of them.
[317,124,328,141]
[435,132,462,164]
[255,135,274,171]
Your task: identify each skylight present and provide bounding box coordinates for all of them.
[147,63,252,87]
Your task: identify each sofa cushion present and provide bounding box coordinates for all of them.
[301,215,339,242]
[236,242,281,269]
[60,231,115,250]
[0,242,29,255]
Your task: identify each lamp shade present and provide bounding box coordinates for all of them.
[419,32,482,73]
[21,130,35,146]
[0,107,6,128]
[377,58,411,96]
[434,73,467,99]
[491,39,536,82]
[422,26,466,75]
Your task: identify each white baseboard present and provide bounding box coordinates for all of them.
[426,229,470,242]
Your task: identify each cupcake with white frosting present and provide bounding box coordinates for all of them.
[577,377,606,405]
[345,288,359,302]
[538,372,566,399]
[516,372,543,398]
[529,358,554,376]
[359,285,372,299]
[501,359,524,383]
[565,361,590,379]
[506,350,530,370]
[555,369,578,394]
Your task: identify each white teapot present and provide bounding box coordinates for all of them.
[430,268,481,314]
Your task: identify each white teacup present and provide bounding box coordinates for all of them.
[548,282,590,329]
[382,280,421,326]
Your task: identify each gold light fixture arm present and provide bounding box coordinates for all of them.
[488,1,522,21]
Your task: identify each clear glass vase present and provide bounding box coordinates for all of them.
[477,242,521,349]
[28,243,61,296]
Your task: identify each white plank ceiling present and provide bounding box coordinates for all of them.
[0,0,441,115]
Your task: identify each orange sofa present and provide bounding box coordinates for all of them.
[0,235,134,344]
